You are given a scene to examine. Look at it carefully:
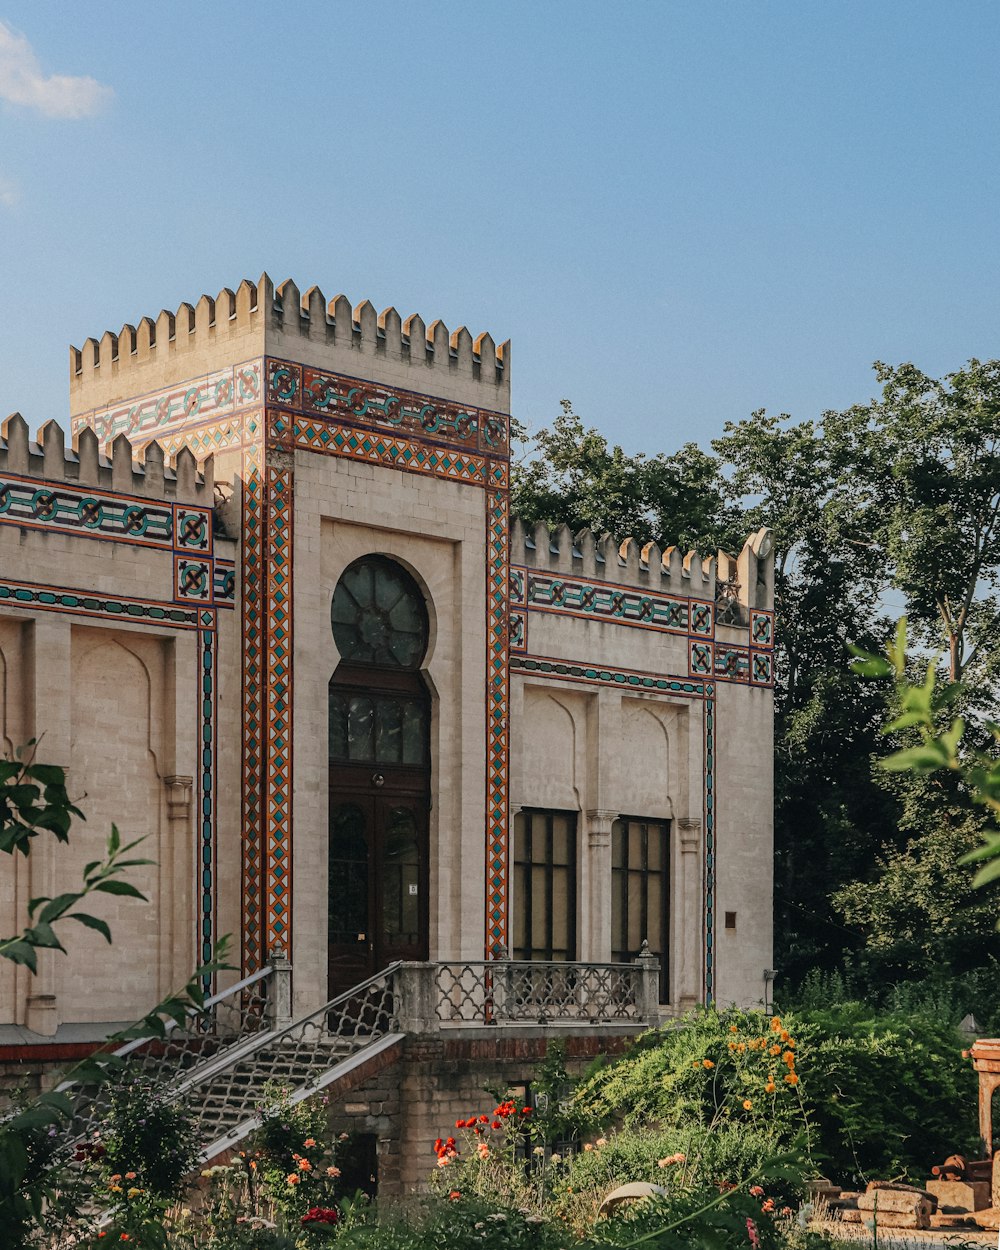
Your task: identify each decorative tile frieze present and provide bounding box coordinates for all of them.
[518,568,692,633]
[0,578,200,627]
[751,651,773,686]
[689,640,713,677]
[751,610,774,648]
[0,474,174,548]
[266,358,509,457]
[511,654,705,698]
[713,645,750,683]
[278,414,489,485]
[71,360,262,447]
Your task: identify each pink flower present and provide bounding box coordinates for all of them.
[746,1217,761,1249]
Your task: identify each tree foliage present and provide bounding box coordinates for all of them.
[513,360,1000,997]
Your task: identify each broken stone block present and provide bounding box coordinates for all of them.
[926,1179,990,1213]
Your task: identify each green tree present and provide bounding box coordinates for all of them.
[825,359,1000,682]
[512,402,736,552]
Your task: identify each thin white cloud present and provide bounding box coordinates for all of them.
[0,21,112,119]
[0,174,19,208]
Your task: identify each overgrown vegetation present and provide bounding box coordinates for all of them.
[513,360,1000,1006]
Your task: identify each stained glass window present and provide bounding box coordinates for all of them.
[331,557,428,669]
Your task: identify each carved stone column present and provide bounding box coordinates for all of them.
[677,817,702,1010]
[582,809,616,963]
[163,776,193,993]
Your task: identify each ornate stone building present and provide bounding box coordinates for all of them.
[0,275,774,1092]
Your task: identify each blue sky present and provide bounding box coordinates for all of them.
[1,2,999,453]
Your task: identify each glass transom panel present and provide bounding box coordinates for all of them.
[331,557,428,668]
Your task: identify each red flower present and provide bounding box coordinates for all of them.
[478,1115,488,1123]
[491,1119,502,1129]
[521,1107,532,1116]
[455,1119,465,1128]
[449,1190,461,1201]
[301,1206,340,1226]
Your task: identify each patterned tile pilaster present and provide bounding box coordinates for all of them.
[263,457,293,958]
[485,474,510,958]
[703,685,716,1003]
[198,619,217,989]
[240,441,265,973]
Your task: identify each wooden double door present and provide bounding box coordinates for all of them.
[328,777,429,999]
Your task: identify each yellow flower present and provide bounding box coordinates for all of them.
[109,1185,123,1194]
[742,1099,753,1110]
[127,1188,141,1198]
[736,1042,746,1053]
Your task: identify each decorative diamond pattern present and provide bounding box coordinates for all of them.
[241,441,265,973]
[485,484,510,957]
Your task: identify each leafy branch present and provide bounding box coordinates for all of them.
[850,617,1000,901]
[0,823,151,972]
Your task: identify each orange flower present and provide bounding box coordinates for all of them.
[691,1061,701,1069]
[780,1030,790,1042]
[298,1157,312,1171]
[303,1137,317,1148]
[287,1173,301,1185]
[449,1190,461,1201]
[783,1051,795,1067]
[326,1166,341,1178]
[784,1072,799,1085]
[729,1025,739,1033]
[736,1042,746,1053]
[762,1198,776,1214]
[769,1044,781,1056]
[702,1059,715,1069]
[124,1171,137,1180]
[770,1016,782,1032]
[765,1082,776,1094]
[742,1099,753,1110]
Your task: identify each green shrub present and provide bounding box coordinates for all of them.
[574,1003,977,1185]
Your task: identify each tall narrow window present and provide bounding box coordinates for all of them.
[328,556,431,999]
[512,809,578,962]
[612,816,670,1002]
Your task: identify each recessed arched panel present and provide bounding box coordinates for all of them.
[328,556,431,996]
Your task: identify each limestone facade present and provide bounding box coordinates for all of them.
[0,274,773,1052]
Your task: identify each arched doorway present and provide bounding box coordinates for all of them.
[328,556,431,998]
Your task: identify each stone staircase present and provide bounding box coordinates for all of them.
[64,960,403,1162]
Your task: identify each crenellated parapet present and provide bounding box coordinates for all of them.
[1,413,214,504]
[69,274,510,419]
[510,520,774,613]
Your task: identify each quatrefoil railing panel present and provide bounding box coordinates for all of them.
[433,960,645,1025]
